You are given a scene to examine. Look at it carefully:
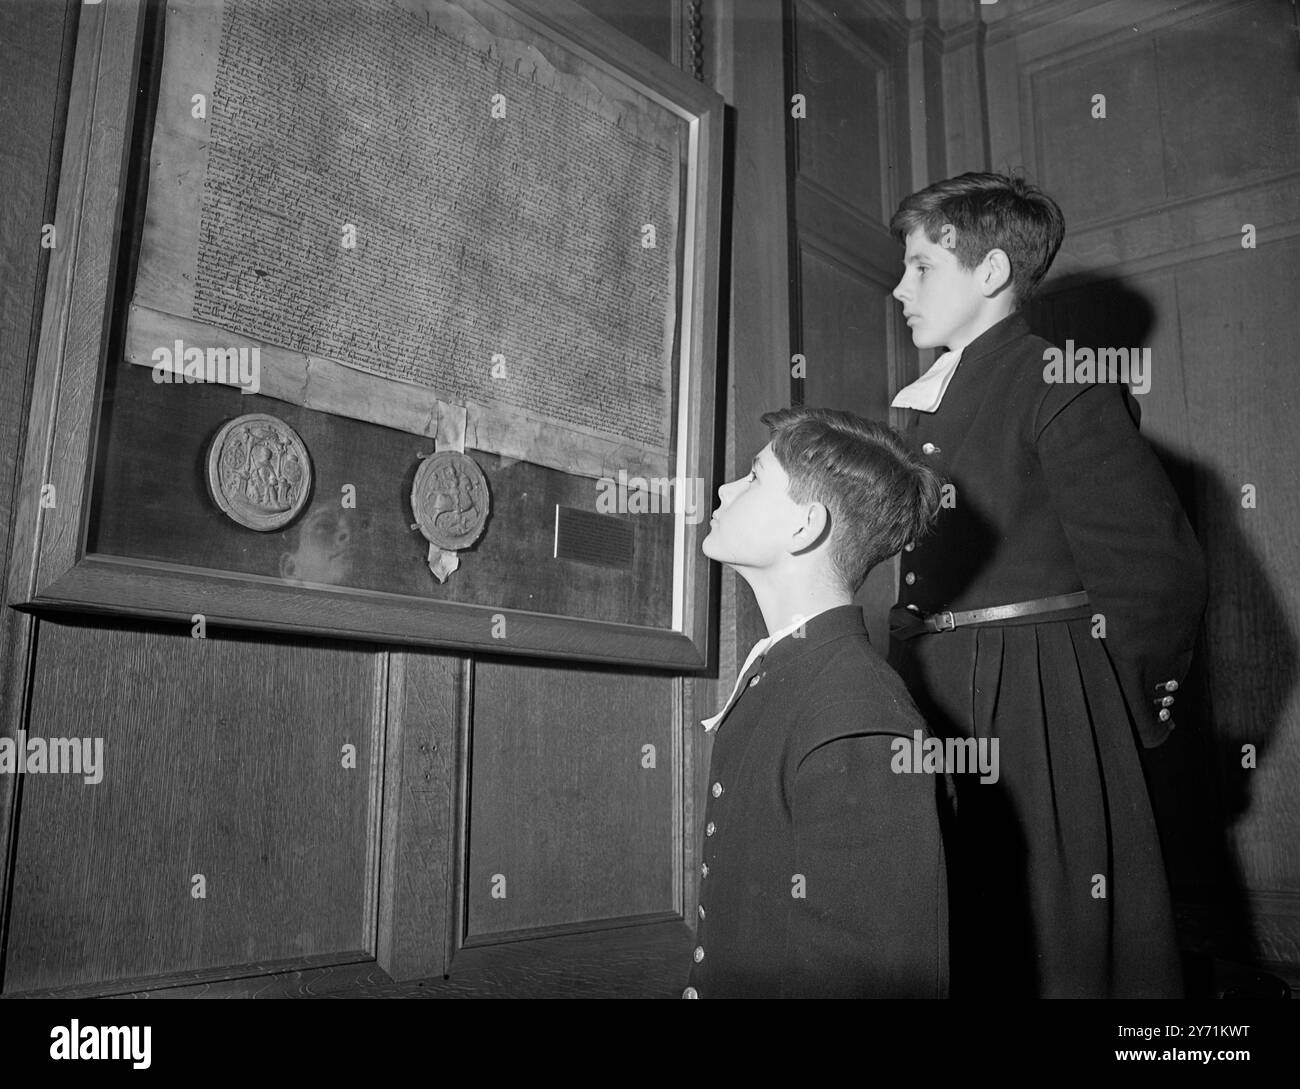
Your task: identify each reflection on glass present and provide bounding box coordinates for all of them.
[278,507,354,587]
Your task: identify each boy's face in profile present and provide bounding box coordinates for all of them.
[893,227,990,353]
[702,443,803,572]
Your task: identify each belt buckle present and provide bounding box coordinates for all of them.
[934,610,957,632]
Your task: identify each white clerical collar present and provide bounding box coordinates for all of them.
[890,347,964,413]
[700,610,828,732]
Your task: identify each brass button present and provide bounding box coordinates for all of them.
[682,986,699,999]
[1158,708,1171,722]
[711,782,723,798]
[693,946,705,963]
[706,821,715,837]
[747,674,761,687]
[1163,680,1179,692]
[904,572,917,586]
[698,904,705,920]
[701,862,708,878]
[904,543,915,552]
[922,442,938,455]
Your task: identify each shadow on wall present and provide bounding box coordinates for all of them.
[1026,274,1300,980]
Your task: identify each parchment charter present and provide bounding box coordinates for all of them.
[127,0,682,479]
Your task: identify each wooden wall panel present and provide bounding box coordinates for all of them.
[988,0,1300,967]
[728,0,796,661]
[0,0,78,931]
[465,659,677,939]
[1175,241,1300,899]
[0,0,73,654]
[1022,0,1300,230]
[799,246,891,420]
[1028,39,1165,225]
[791,3,885,221]
[377,650,462,982]
[570,0,680,64]
[789,0,911,413]
[787,0,911,651]
[939,15,988,176]
[798,244,896,649]
[4,619,382,993]
[1156,1,1300,202]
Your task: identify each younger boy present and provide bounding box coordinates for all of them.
[887,172,1206,997]
[685,407,947,999]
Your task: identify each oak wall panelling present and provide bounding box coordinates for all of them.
[1,0,720,998]
[573,0,684,67]
[938,10,988,176]
[463,659,679,943]
[4,620,384,993]
[905,5,946,189]
[984,0,1300,969]
[787,0,913,649]
[1,0,152,993]
[0,0,80,951]
[376,650,462,983]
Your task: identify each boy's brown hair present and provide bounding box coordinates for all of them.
[761,407,943,593]
[890,172,1065,302]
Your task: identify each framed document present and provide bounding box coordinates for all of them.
[10,0,723,669]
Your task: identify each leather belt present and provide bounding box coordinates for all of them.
[890,591,1091,641]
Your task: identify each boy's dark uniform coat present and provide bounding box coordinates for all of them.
[686,605,948,999]
[889,312,1207,998]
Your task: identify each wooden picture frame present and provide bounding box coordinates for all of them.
[9,0,723,671]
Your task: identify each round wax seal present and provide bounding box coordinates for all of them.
[410,450,490,551]
[206,413,313,531]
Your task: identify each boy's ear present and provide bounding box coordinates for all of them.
[792,500,831,552]
[980,248,1013,297]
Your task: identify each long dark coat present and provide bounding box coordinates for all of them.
[687,605,948,998]
[889,312,1207,998]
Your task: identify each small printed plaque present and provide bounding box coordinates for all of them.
[554,506,635,569]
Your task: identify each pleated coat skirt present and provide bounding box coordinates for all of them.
[891,615,1183,998]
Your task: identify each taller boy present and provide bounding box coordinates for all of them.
[887,172,1206,998]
